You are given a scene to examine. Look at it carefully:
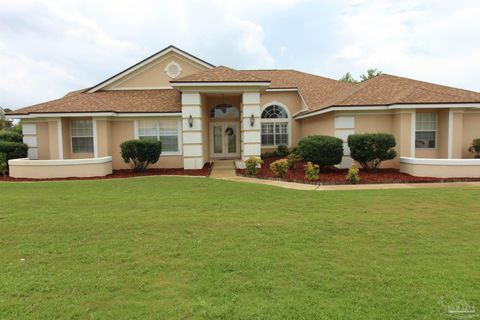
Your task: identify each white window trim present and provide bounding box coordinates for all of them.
[415,112,437,149]
[70,119,94,154]
[134,118,183,156]
[260,102,291,147]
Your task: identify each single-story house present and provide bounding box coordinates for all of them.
[6,45,480,179]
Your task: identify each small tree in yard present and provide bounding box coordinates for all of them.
[297,135,343,170]
[120,139,162,172]
[348,133,397,171]
[0,153,7,176]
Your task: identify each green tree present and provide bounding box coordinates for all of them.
[339,72,358,84]
[339,69,383,83]
[359,68,382,81]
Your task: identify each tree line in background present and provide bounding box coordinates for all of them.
[339,68,382,84]
[0,108,21,133]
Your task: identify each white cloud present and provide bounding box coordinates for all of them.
[328,0,480,90]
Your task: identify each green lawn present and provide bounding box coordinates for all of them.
[1,177,479,319]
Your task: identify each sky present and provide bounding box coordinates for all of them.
[1,0,480,110]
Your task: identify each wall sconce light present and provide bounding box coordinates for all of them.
[250,113,255,127]
[188,114,193,128]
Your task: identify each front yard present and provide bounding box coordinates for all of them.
[1,177,479,319]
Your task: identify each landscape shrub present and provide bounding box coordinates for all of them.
[262,144,290,158]
[297,135,343,169]
[270,159,289,178]
[468,138,480,158]
[0,141,28,160]
[0,153,7,176]
[287,152,300,171]
[345,164,360,184]
[347,133,397,171]
[0,131,22,143]
[244,157,263,175]
[304,161,320,181]
[120,139,162,172]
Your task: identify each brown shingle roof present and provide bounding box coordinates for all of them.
[7,70,480,116]
[329,74,480,107]
[244,69,354,110]
[8,89,181,115]
[172,66,269,82]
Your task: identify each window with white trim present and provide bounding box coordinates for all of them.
[71,119,94,153]
[415,112,437,148]
[261,104,289,146]
[138,119,181,154]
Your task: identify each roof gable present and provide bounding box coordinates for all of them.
[88,45,214,92]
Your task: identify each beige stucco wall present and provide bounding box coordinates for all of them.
[103,52,208,90]
[9,158,113,179]
[462,112,480,158]
[300,112,335,138]
[259,91,303,152]
[400,162,480,178]
[415,109,449,159]
[109,119,183,169]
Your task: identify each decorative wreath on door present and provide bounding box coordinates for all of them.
[225,127,234,136]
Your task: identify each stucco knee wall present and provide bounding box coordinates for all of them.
[8,157,113,179]
[400,157,480,178]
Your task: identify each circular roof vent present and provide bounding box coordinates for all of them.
[165,61,182,79]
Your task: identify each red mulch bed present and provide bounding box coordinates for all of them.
[0,163,212,182]
[236,157,480,185]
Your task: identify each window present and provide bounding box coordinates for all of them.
[261,104,289,146]
[210,104,239,119]
[415,112,437,148]
[138,119,181,154]
[71,119,94,153]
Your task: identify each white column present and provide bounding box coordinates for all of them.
[241,92,261,159]
[182,92,204,169]
[410,111,416,158]
[447,109,453,159]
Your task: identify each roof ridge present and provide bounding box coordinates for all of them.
[329,75,384,106]
[381,73,480,95]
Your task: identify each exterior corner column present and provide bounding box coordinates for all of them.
[241,92,261,160]
[47,118,63,160]
[93,118,111,158]
[410,110,416,158]
[448,108,464,159]
[181,92,204,169]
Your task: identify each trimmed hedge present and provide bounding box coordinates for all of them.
[0,141,28,160]
[0,131,22,143]
[347,133,397,171]
[120,139,162,172]
[297,135,343,169]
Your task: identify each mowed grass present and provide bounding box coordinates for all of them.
[0,177,479,319]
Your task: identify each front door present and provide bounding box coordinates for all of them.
[210,122,240,158]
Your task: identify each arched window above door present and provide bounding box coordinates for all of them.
[210,104,240,119]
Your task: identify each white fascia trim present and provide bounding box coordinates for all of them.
[108,86,173,90]
[265,88,298,92]
[9,156,113,166]
[295,106,388,119]
[57,119,63,160]
[294,103,480,119]
[400,157,480,166]
[171,82,271,87]
[8,112,182,119]
[87,47,214,93]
